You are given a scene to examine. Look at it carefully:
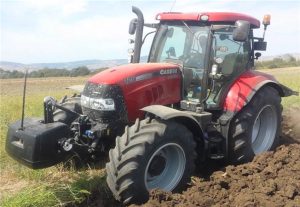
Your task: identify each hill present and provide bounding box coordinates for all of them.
[0,56,148,71]
[0,59,127,71]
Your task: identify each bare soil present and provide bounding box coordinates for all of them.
[132,108,300,207]
[64,107,300,207]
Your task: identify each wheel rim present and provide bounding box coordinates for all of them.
[144,143,186,191]
[251,105,277,154]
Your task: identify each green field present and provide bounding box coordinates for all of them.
[0,67,299,206]
[0,76,115,206]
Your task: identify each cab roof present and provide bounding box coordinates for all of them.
[156,12,260,28]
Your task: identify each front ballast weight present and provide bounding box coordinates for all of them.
[6,95,107,169]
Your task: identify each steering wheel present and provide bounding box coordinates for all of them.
[184,51,203,68]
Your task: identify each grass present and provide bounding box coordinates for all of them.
[0,76,112,206]
[261,67,300,108]
[1,171,110,207]
[0,67,299,206]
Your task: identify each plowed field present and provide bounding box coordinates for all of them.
[136,109,300,207]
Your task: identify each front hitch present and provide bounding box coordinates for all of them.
[43,96,81,124]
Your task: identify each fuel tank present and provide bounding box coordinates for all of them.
[87,63,182,122]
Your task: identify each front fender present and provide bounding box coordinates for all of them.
[141,105,204,138]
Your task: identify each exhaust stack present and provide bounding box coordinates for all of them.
[131,6,144,63]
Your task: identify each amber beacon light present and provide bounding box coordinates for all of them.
[263,14,271,26]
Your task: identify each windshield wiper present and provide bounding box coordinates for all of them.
[181,21,199,41]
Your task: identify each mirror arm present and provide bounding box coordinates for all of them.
[144,23,159,28]
[142,31,156,45]
[262,25,268,41]
[253,37,263,41]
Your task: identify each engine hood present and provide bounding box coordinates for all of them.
[88,63,180,85]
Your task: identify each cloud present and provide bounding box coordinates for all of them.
[26,0,61,10]
[62,0,87,16]
[26,0,87,16]
[1,13,130,63]
[1,1,299,63]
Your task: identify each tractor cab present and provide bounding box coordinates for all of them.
[129,8,269,111]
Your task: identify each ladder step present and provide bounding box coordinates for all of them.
[209,154,225,160]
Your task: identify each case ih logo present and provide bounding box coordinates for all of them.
[124,69,178,84]
[160,69,178,75]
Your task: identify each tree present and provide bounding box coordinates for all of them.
[70,66,90,77]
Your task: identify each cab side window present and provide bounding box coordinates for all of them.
[214,29,250,76]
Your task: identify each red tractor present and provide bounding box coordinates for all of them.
[6,6,297,205]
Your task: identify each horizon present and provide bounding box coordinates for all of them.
[1,0,300,64]
[1,53,300,65]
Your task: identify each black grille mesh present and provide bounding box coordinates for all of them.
[81,82,128,125]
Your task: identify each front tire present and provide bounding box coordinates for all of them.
[228,86,282,163]
[53,96,82,125]
[106,118,196,205]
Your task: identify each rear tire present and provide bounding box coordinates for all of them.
[106,118,196,205]
[228,86,282,163]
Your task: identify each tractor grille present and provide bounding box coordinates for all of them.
[81,82,128,129]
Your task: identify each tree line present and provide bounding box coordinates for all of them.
[255,55,300,69]
[1,55,299,79]
[0,66,108,79]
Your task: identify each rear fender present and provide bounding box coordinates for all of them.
[141,105,204,139]
[223,70,297,114]
[219,70,298,159]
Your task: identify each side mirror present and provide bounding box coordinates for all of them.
[255,52,262,59]
[129,18,137,35]
[233,20,250,42]
[254,41,267,51]
[166,47,176,57]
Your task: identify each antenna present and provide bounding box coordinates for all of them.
[20,69,28,130]
[170,0,176,12]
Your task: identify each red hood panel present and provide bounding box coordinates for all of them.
[88,63,179,85]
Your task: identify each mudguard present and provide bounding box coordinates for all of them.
[223,70,297,113]
[141,105,204,138]
[218,70,298,159]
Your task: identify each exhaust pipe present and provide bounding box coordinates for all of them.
[132,6,144,63]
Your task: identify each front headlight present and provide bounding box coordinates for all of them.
[81,95,115,111]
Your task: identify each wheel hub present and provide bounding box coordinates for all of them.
[148,154,166,177]
[251,105,277,154]
[144,143,186,191]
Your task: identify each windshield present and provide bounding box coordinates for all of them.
[149,23,210,102]
[149,23,210,69]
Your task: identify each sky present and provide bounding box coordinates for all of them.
[0,0,300,64]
